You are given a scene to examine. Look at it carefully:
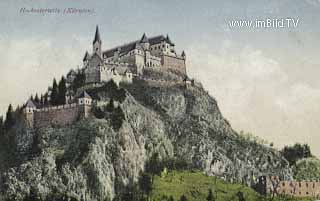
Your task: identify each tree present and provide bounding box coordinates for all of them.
[236,191,245,201]
[207,189,214,201]
[139,173,152,196]
[58,76,67,105]
[105,98,114,112]
[180,195,188,201]
[4,104,14,130]
[145,153,162,175]
[40,94,44,106]
[281,143,312,166]
[0,116,4,136]
[50,78,59,105]
[43,93,49,106]
[34,93,40,104]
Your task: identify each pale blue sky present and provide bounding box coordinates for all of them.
[0,0,320,156]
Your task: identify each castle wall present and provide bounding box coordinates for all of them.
[86,67,101,83]
[257,176,320,198]
[34,104,80,128]
[161,55,186,74]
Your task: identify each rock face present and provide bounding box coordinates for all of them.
[0,75,292,201]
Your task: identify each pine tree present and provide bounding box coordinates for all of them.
[0,116,4,136]
[34,93,40,104]
[58,76,67,105]
[207,189,214,201]
[40,94,44,106]
[4,104,14,130]
[44,93,49,106]
[50,78,59,106]
[180,195,187,201]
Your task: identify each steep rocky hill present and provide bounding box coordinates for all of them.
[0,71,292,201]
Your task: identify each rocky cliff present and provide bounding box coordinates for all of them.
[0,72,292,201]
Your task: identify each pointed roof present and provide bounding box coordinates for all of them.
[181,50,186,57]
[79,91,92,99]
[93,25,101,44]
[140,33,149,43]
[25,99,36,108]
[166,34,174,46]
[83,51,91,61]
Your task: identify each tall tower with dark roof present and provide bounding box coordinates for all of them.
[93,25,102,58]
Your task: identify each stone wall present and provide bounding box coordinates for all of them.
[256,176,320,198]
[161,55,186,74]
[33,104,80,128]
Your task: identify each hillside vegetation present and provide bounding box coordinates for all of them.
[151,170,314,201]
[294,157,320,181]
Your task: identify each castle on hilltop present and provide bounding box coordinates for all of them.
[84,26,186,85]
[22,26,189,128]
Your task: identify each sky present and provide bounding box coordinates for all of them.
[0,0,319,156]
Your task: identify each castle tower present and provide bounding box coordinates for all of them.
[23,99,37,128]
[78,91,92,118]
[83,51,90,67]
[93,25,102,58]
[181,50,186,60]
[140,33,150,50]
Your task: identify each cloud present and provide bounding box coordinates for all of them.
[0,35,89,116]
[186,40,320,157]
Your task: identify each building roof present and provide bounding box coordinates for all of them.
[83,51,91,61]
[25,99,36,108]
[140,33,149,43]
[93,25,101,44]
[181,50,186,57]
[102,34,174,58]
[78,91,92,99]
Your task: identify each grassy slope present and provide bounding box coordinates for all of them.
[150,170,314,201]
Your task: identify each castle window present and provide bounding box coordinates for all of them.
[299,182,301,187]
[306,183,308,187]
[306,192,309,195]
[282,182,285,187]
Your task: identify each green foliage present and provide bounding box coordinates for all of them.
[50,78,59,106]
[109,106,125,131]
[145,153,193,176]
[281,143,312,166]
[207,189,215,201]
[92,106,105,119]
[71,70,85,92]
[57,76,67,105]
[105,98,114,112]
[139,172,153,196]
[180,194,188,201]
[293,157,320,180]
[4,104,15,130]
[43,93,49,106]
[150,170,312,201]
[0,116,4,136]
[34,93,40,104]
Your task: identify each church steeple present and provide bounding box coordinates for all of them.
[93,25,101,44]
[92,25,102,57]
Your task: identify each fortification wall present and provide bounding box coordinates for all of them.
[257,176,320,198]
[34,104,80,128]
[161,55,186,74]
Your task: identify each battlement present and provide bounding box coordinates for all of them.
[255,175,320,198]
[23,91,92,128]
[83,26,186,85]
